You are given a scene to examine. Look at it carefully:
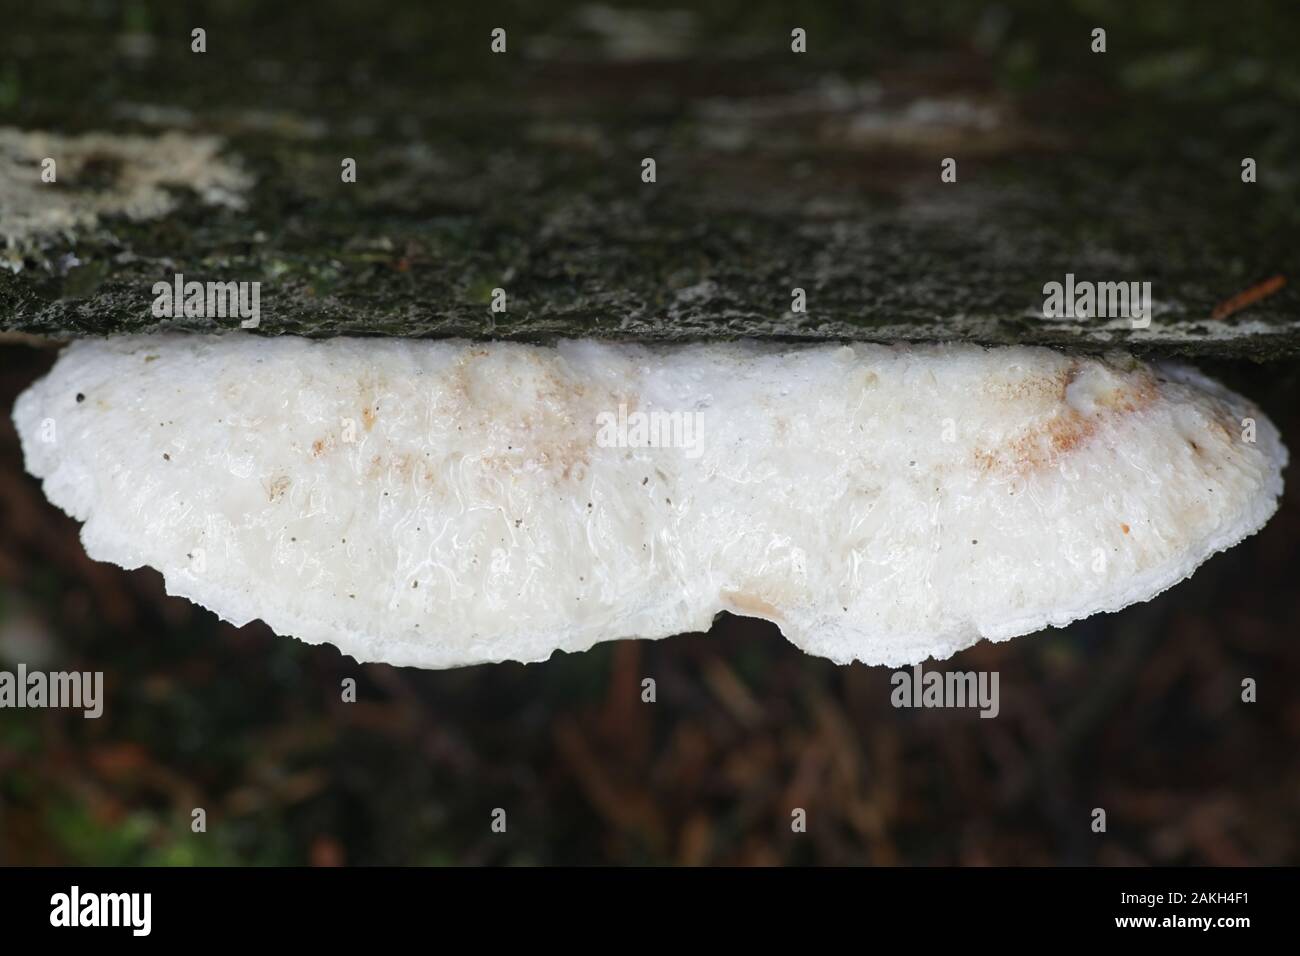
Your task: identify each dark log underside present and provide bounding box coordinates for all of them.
[3,1,1298,359]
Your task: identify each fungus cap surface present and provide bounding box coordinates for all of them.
[13,335,1287,667]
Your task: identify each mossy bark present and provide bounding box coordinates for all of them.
[3,0,1298,359]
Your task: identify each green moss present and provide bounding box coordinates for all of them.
[2,0,1297,359]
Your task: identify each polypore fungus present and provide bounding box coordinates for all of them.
[13,335,1286,667]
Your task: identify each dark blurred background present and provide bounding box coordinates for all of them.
[2,0,1299,865]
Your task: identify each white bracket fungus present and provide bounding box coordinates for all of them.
[12,335,1286,668]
